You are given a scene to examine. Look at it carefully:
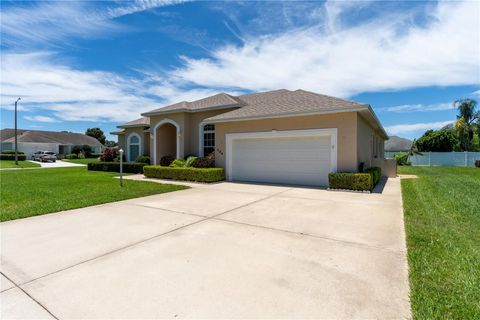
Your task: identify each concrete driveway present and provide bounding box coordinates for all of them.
[0,178,410,319]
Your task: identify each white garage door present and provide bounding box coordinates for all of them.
[227,129,336,186]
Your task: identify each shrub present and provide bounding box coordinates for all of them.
[87,162,146,173]
[364,167,381,186]
[184,156,197,167]
[0,154,26,161]
[170,159,186,167]
[1,150,25,155]
[65,154,78,159]
[71,145,83,155]
[56,154,65,160]
[192,152,215,168]
[81,145,92,157]
[78,152,85,159]
[135,155,150,164]
[394,152,410,166]
[144,166,225,183]
[100,147,116,162]
[160,155,174,167]
[476,160,480,168]
[328,172,373,191]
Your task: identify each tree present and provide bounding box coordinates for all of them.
[415,129,459,152]
[105,140,117,147]
[453,99,479,151]
[85,128,106,145]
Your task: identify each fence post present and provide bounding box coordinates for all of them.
[465,151,468,167]
[429,152,431,166]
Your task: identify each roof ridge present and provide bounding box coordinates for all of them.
[294,89,367,106]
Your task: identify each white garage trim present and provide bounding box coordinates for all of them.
[225,128,337,183]
[153,118,181,164]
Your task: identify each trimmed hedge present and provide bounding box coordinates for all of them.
[328,173,373,191]
[144,166,225,183]
[65,154,78,159]
[87,162,146,174]
[328,166,382,191]
[365,166,381,186]
[1,154,26,161]
[88,153,103,159]
[1,150,25,155]
[475,160,480,168]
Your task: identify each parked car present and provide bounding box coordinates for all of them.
[32,151,57,162]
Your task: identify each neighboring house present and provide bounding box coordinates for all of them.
[0,129,104,158]
[112,89,393,186]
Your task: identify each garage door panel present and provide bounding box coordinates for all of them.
[230,134,332,186]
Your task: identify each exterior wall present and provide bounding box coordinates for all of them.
[215,112,358,172]
[357,113,387,172]
[148,108,237,164]
[120,127,149,161]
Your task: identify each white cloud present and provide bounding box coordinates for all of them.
[385,120,453,135]
[385,102,454,113]
[171,0,479,97]
[24,115,59,123]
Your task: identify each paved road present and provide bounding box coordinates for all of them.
[1,179,410,319]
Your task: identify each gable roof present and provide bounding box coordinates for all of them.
[141,93,243,116]
[117,117,150,129]
[0,129,103,146]
[139,89,387,139]
[205,89,368,122]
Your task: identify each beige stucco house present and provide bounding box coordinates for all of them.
[112,89,393,186]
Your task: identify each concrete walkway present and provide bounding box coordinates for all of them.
[0,179,410,319]
[0,160,85,171]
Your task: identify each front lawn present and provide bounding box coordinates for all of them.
[0,160,41,169]
[0,167,188,222]
[399,166,480,318]
[63,158,99,164]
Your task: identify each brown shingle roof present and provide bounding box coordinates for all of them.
[118,117,150,128]
[142,93,243,116]
[205,89,368,122]
[0,129,103,146]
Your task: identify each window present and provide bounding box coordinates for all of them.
[128,134,140,162]
[203,124,215,156]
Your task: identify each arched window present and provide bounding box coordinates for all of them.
[128,134,141,162]
[202,124,215,156]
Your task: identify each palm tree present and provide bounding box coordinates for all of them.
[454,99,479,151]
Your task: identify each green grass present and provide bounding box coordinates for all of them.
[63,158,99,164]
[399,166,480,319]
[0,160,41,168]
[0,167,188,222]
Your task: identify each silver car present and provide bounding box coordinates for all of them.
[32,151,57,162]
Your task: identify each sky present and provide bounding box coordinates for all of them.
[1,0,479,141]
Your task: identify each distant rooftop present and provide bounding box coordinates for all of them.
[0,129,103,146]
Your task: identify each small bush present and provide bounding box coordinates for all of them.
[1,150,25,155]
[170,159,186,167]
[78,152,86,159]
[100,147,116,162]
[65,154,78,159]
[475,160,480,168]
[160,155,174,167]
[192,152,215,168]
[394,152,411,166]
[144,166,225,183]
[87,162,146,173]
[71,145,83,155]
[328,172,373,191]
[135,155,150,164]
[184,156,197,167]
[364,167,381,186]
[56,154,65,160]
[0,154,26,161]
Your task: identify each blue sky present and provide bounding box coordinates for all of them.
[1,0,479,140]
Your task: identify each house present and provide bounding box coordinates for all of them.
[0,129,104,158]
[112,89,394,186]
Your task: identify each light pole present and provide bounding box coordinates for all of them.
[14,97,21,165]
[119,149,124,187]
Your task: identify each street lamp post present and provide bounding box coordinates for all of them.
[119,149,124,187]
[14,97,21,165]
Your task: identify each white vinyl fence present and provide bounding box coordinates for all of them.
[385,151,480,167]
